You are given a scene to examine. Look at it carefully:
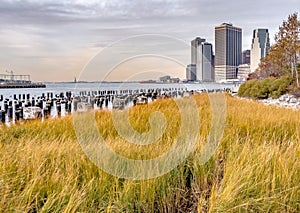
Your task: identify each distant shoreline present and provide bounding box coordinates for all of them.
[42,81,234,85]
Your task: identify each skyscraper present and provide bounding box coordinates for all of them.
[186,64,196,81]
[190,37,214,82]
[242,50,251,65]
[250,29,270,72]
[191,37,206,65]
[215,23,242,81]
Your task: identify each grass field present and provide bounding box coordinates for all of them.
[0,94,299,212]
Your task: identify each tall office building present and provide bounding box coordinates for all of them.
[191,37,206,65]
[186,64,196,81]
[215,23,242,81]
[242,50,251,65]
[250,29,270,72]
[190,37,214,82]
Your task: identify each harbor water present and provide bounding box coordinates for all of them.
[0,82,234,99]
[0,82,234,125]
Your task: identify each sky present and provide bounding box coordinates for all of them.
[0,0,299,82]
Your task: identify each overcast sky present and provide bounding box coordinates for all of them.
[0,0,299,81]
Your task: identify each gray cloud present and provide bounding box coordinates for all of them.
[0,0,299,81]
[0,0,195,26]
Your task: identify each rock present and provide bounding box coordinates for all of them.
[290,98,297,103]
[279,95,286,102]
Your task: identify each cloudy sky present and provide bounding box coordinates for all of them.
[0,0,299,81]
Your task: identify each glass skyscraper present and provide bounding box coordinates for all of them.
[250,29,270,72]
[215,23,242,81]
[189,37,214,82]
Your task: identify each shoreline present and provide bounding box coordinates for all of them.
[234,94,300,110]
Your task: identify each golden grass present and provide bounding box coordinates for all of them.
[0,94,299,212]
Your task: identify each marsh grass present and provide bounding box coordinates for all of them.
[0,94,299,212]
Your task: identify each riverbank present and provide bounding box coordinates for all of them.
[0,94,299,212]
[235,94,300,110]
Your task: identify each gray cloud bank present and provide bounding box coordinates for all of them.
[0,0,298,81]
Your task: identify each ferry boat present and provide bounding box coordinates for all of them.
[0,71,46,89]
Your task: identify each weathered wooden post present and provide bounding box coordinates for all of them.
[0,110,5,123]
[66,101,72,114]
[7,106,13,120]
[73,99,78,112]
[4,100,8,113]
[57,102,61,117]
[15,109,21,121]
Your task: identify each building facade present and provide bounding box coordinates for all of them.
[190,37,214,82]
[242,50,251,65]
[238,64,251,79]
[215,23,242,81]
[159,75,180,83]
[250,29,270,72]
[186,64,196,81]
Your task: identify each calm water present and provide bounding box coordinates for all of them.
[0,82,234,99]
[0,82,234,125]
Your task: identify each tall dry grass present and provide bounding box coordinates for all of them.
[0,94,299,212]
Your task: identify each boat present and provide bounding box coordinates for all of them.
[0,71,46,89]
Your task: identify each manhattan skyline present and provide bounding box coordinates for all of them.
[0,0,299,82]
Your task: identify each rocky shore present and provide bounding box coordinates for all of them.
[258,94,300,110]
[236,94,300,110]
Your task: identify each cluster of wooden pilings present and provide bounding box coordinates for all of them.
[0,87,230,125]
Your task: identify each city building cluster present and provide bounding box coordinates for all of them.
[186,23,270,82]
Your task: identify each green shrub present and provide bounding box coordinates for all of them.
[238,76,292,99]
[238,79,258,98]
